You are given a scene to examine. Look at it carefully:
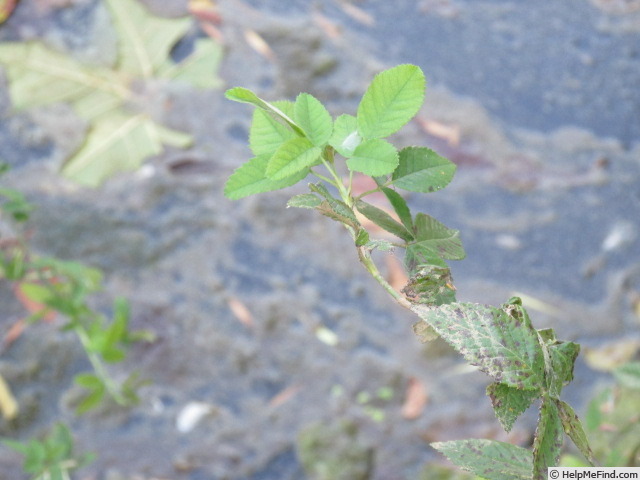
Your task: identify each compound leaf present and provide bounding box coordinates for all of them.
[266,137,321,180]
[411,300,545,390]
[329,114,361,157]
[294,93,333,147]
[105,0,190,78]
[346,138,399,176]
[432,439,533,480]
[355,200,413,242]
[555,398,596,465]
[249,101,297,156]
[357,64,425,139]
[224,153,308,199]
[533,397,564,479]
[392,146,457,193]
[487,382,539,432]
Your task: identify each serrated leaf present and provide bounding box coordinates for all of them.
[347,138,399,176]
[309,183,359,229]
[157,38,223,88]
[105,0,191,78]
[266,137,321,180]
[555,399,596,465]
[355,200,413,242]
[329,114,361,157]
[432,439,533,480]
[61,113,192,186]
[411,301,545,389]
[406,213,465,267]
[487,382,539,432]
[545,340,580,397]
[294,93,332,147]
[613,361,640,390]
[381,187,413,231]
[0,42,125,115]
[250,101,297,156]
[287,193,322,209]
[225,87,305,136]
[392,146,457,193]
[402,264,457,306]
[357,64,425,139]
[224,153,309,200]
[533,398,564,478]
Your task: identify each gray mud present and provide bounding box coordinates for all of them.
[0,1,639,479]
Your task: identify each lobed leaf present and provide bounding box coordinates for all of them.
[533,398,564,479]
[266,137,322,180]
[224,154,309,199]
[411,300,545,390]
[392,146,457,193]
[294,93,333,147]
[357,64,425,139]
[249,101,297,156]
[432,439,533,480]
[555,398,596,465]
[355,200,413,242]
[487,382,539,432]
[346,138,399,176]
[329,114,361,157]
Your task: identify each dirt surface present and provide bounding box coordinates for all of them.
[0,1,639,479]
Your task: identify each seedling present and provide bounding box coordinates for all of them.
[224,64,595,479]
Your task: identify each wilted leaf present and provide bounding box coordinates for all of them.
[287,193,322,209]
[402,264,456,306]
[432,439,533,480]
[357,64,425,139]
[392,146,456,193]
[487,382,538,432]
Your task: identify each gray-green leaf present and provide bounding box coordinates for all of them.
[555,398,596,466]
[533,398,564,479]
[355,200,413,242]
[294,93,333,147]
[432,439,533,480]
[357,64,426,139]
[487,382,539,432]
[347,138,399,176]
[287,193,322,209]
[392,146,457,193]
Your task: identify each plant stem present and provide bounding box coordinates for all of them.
[357,246,412,310]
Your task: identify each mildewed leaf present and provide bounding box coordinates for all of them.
[266,137,322,180]
[347,138,399,176]
[224,154,309,200]
[533,397,564,479]
[555,398,596,465]
[545,340,580,398]
[402,264,456,306]
[61,113,192,187]
[249,101,297,156]
[357,64,425,139]
[329,114,361,157]
[411,300,545,390]
[105,0,191,78]
[487,382,539,432]
[355,200,413,242]
[392,146,457,193]
[432,439,533,480]
[294,93,333,147]
[225,87,305,136]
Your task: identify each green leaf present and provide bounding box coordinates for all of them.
[61,113,192,187]
[613,361,640,390]
[487,382,539,432]
[266,137,322,180]
[365,239,396,252]
[105,0,191,78]
[225,87,305,136]
[432,439,533,480]
[411,300,545,390]
[392,146,457,193]
[545,340,580,397]
[555,399,596,465]
[406,213,465,268]
[356,64,425,139]
[381,187,413,231]
[157,38,223,88]
[533,398,564,478]
[355,228,370,247]
[309,183,359,229]
[294,93,333,147]
[329,114,361,157]
[74,373,103,389]
[19,282,54,305]
[346,138,399,176]
[402,264,457,306]
[224,154,309,200]
[249,101,297,156]
[355,200,413,242]
[287,193,322,209]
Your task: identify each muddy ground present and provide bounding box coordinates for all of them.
[0,0,639,479]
